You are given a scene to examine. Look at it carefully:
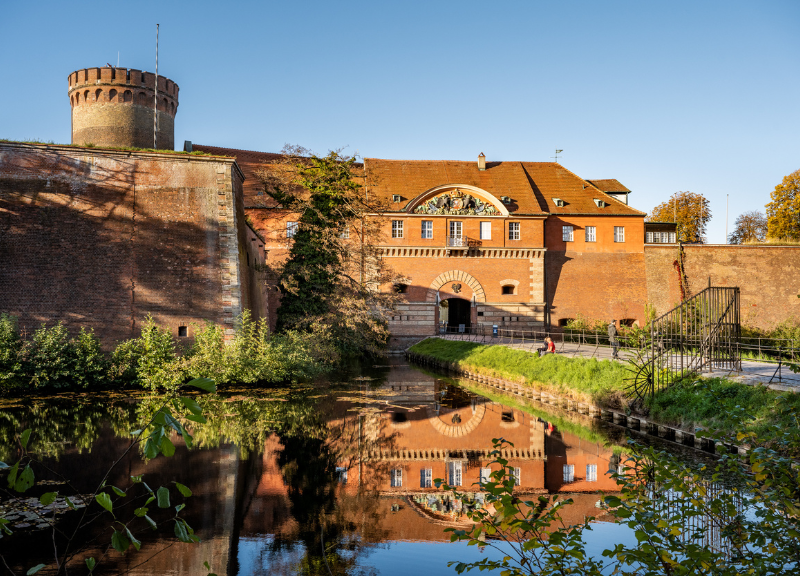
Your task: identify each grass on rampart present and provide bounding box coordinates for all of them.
[408,337,630,407]
[409,338,800,451]
[647,378,800,442]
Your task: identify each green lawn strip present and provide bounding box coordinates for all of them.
[408,338,631,407]
[647,378,800,442]
[409,338,800,450]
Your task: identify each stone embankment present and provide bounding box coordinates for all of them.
[406,351,746,457]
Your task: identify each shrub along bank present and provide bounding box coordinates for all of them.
[408,338,800,453]
[0,312,328,395]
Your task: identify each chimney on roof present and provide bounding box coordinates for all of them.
[478,152,486,171]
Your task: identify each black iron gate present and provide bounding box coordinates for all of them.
[628,286,741,401]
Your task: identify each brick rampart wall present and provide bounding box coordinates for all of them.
[0,142,263,346]
[644,245,800,330]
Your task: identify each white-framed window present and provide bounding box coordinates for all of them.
[449,221,462,238]
[336,466,348,485]
[508,222,520,240]
[480,221,492,240]
[562,225,573,242]
[421,220,433,239]
[479,467,491,485]
[614,226,625,243]
[392,220,404,238]
[420,468,433,488]
[563,464,575,483]
[512,467,521,486]
[391,468,403,487]
[447,461,463,486]
[646,231,676,244]
[586,464,597,482]
[585,226,596,242]
[286,221,298,238]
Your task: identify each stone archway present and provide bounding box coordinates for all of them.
[426,270,486,302]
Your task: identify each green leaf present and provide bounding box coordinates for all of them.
[39,492,57,506]
[145,496,156,506]
[157,486,170,508]
[85,557,96,571]
[144,438,159,460]
[186,377,216,393]
[144,515,157,530]
[15,465,35,493]
[20,429,32,450]
[185,414,207,424]
[95,492,113,514]
[7,461,19,488]
[130,474,144,483]
[160,436,175,458]
[175,503,186,513]
[175,482,192,497]
[174,519,199,543]
[134,507,148,517]
[111,486,126,497]
[125,527,141,551]
[65,496,75,510]
[179,396,203,415]
[111,530,130,553]
[26,564,46,575]
[0,519,12,535]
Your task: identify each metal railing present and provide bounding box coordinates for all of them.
[446,235,468,248]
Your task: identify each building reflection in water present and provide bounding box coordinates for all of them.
[239,364,621,549]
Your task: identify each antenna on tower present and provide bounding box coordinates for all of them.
[552,149,563,162]
[153,24,159,150]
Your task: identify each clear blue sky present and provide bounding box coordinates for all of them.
[2,1,798,243]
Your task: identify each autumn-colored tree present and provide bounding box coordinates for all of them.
[766,169,800,241]
[728,210,768,244]
[647,191,711,243]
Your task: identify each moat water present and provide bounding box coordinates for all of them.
[2,360,713,575]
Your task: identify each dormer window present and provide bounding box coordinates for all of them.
[593,198,608,208]
[392,194,402,203]
[500,196,511,204]
[553,198,565,207]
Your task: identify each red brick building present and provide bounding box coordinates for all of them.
[191,145,648,343]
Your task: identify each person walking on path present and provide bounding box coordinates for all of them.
[608,320,619,360]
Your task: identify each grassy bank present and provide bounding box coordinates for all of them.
[409,338,800,453]
[408,337,630,407]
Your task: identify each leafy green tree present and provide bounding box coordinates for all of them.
[257,147,404,359]
[0,314,24,391]
[647,191,712,243]
[728,210,768,244]
[766,168,800,241]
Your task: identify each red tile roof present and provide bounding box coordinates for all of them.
[366,158,644,216]
[193,145,644,216]
[586,179,631,193]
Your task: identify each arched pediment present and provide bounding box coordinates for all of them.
[406,184,509,216]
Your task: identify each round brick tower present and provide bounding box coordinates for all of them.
[68,67,179,150]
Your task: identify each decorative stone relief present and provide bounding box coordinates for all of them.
[414,188,499,216]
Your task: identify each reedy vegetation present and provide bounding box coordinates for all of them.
[0,311,327,395]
